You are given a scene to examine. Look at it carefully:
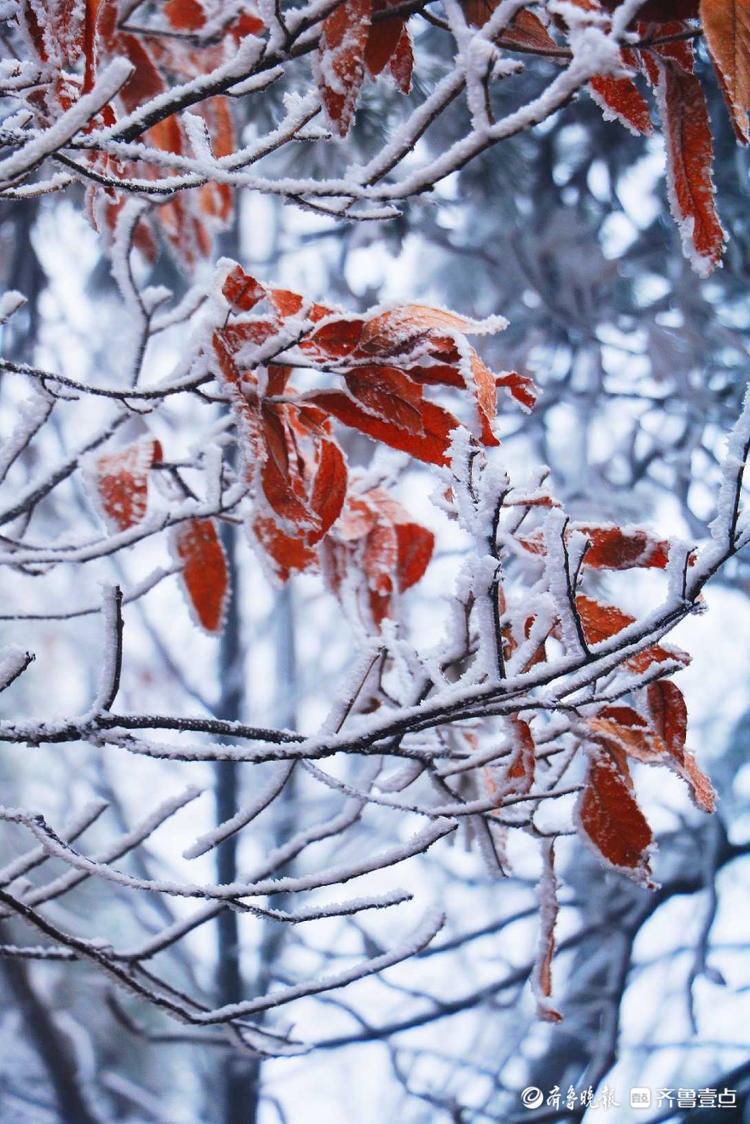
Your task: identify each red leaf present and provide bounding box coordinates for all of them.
[578,744,653,882]
[344,366,426,433]
[117,35,165,112]
[575,595,690,672]
[365,13,405,76]
[222,265,267,312]
[700,0,750,143]
[646,680,687,757]
[469,351,500,446]
[310,438,348,538]
[173,518,229,634]
[580,525,670,569]
[388,21,414,92]
[590,68,653,135]
[656,59,726,275]
[322,487,433,628]
[642,20,696,75]
[318,0,372,136]
[503,8,559,49]
[164,0,206,30]
[92,437,160,532]
[304,317,366,357]
[646,681,715,810]
[602,0,699,17]
[307,389,461,465]
[360,304,505,354]
[496,370,538,411]
[253,514,319,582]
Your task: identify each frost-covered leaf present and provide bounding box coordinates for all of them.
[173,518,229,634]
[646,680,687,755]
[532,840,562,1022]
[701,0,750,143]
[576,595,690,671]
[318,0,372,136]
[655,58,726,276]
[589,68,653,136]
[578,744,653,883]
[91,437,161,532]
[307,389,461,466]
[322,487,434,628]
[360,305,506,354]
[647,681,715,811]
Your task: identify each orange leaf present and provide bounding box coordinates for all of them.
[587,716,665,763]
[253,514,319,582]
[322,487,433,628]
[646,681,715,810]
[679,749,716,813]
[575,595,689,672]
[581,525,670,569]
[371,490,435,590]
[656,59,726,275]
[506,716,536,793]
[318,0,372,136]
[307,389,461,465]
[590,68,653,135]
[496,370,538,411]
[469,351,500,446]
[646,680,687,756]
[361,304,505,354]
[578,745,653,882]
[304,317,366,357]
[388,21,414,92]
[222,265,267,312]
[700,0,750,143]
[173,518,229,634]
[344,366,426,433]
[92,437,160,532]
[311,438,348,538]
[164,0,206,30]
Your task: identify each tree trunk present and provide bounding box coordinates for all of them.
[214,522,260,1124]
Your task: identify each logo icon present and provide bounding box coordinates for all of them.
[630,1088,652,1109]
[521,1087,544,1109]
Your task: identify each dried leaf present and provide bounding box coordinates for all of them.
[532,840,562,1022]
[656,58,726,275]
[344,366,426,433]
[590,67,653,135]
[307,389,461,465]
[365,12,405,76]
[92,438,160,532]
[360,304,505,354]
[646,681,715,810]
[388,21,414,92]
[646,680,687,756]
[700,0,750,143]
[578,745,653,882]
[576,595,690,671]
[580,525,670,569]
[318,0,372,136]
[164,0,206,30]
[173,518,229,634]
